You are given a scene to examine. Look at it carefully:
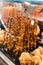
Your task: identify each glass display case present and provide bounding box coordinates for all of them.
[0,1,43,65]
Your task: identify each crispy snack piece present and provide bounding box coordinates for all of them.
[19,47,43,65]
[0,28,5,43]
[19,52,32,65]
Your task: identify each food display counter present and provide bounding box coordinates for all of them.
[0,1,43,65]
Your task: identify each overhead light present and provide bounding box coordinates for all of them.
[31,20,34,25]
[24,2,30,5]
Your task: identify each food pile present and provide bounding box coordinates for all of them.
[0,6,40,56]
[19,47,43,65]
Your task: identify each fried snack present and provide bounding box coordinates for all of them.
[3,32,10,46]
[19,52,32,65]
[31,48,41,56]
[31,47,43,65]
[32,55,41,65]
[1,9,40,55]
[39,60,43,65]
[19,47,43,65]
[3,32,16,50]
[0,28,5,43]
[41,32,43,37]
[39,47,43,54]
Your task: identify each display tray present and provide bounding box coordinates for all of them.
[0,20,43,65]
[0,42,43,65]
[0,57,8,65]
[0,47,20,65]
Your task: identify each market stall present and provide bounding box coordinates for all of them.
[0,1,43,65]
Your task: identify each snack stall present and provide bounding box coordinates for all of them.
[0,0,43,65]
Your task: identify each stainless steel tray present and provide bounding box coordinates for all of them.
[0,51,15,65]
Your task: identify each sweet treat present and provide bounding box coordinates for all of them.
[19,52,32,65]
[19,47,43,65]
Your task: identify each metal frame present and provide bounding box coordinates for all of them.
[0,51,15,65]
